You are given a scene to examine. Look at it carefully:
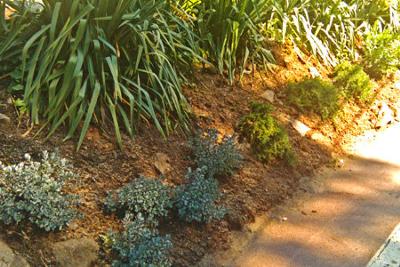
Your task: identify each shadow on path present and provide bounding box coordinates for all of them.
[217,124,400,267]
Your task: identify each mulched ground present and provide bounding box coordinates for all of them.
[0,43,398,266]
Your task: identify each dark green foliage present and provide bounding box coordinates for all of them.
[333,61,373,102]
[110,214,172,267]
[105,177,172,224]
[0,151,79,231]
[363,28,400,78]
[0,1,37,76]
[286,78,339,120]
[175,167,226,223]
[237,103,293,163]
[177,0,274,83]
[0,0,199,150]
[191,129,242,178]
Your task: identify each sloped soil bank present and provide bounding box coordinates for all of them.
[0,46,399,266]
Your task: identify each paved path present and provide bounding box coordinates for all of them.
[367,223,400,267]
[218,124,400,267]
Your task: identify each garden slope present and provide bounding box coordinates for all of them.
[0,45,398,266]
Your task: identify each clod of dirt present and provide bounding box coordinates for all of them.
[226,213,246,231]
[153,152,172,175]
[0,240,30,267]
[52,238,99,267]
[310,132,332,148]
[0,113,11,125]
[375,102,395,129]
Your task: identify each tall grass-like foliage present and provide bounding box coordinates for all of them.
[177,0,274,83]
[0,1,37,74]
[265,0,400,65]
[0,0,198,149]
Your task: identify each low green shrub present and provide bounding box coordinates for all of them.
[334,61,373,102]
[286,78,339,120]
[175,167,226,223]
[363,28,400,78]
[237,103,293,164]
[105,177,172,223]
[110,214,172,267]
[190,129,242,178]
[0,151,79,231]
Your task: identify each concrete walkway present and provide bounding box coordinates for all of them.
[220,124,400,267]
[367,223,400,267]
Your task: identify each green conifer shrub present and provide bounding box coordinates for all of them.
[286,78,339,120]
[237,103,294,164]
[334,61,373,102]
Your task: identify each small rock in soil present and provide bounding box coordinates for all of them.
[291,119,311,137]
[394,70,400,79]
[0,113,11,125]
[226,213,245,231]
[260,90,275,103]
[153,152,172,175]
[52,238,99,267]
[309,67,321,78]
[389,103,400,121]
[0,240,30,267]
[336,159,345,168]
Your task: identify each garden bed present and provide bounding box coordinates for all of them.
[1,44,399,266]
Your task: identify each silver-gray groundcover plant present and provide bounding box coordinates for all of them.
[0,151,79,231]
